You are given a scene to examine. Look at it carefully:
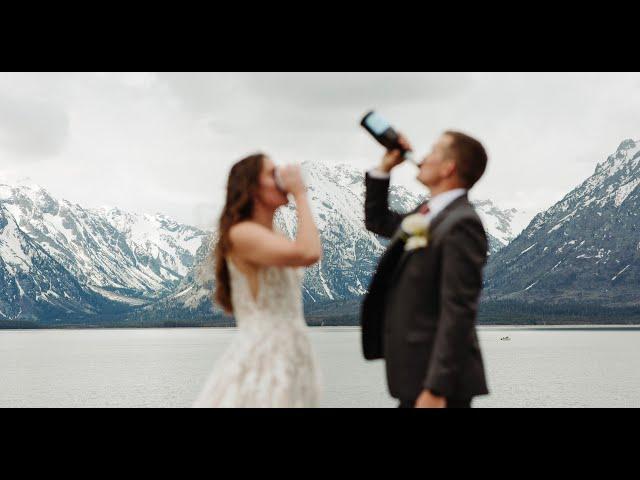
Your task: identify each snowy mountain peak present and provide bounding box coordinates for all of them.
[0,203,103,322]
[0,184,210,302]
[164,161,533,318]
[532,138,640,235]
[616,138,637,152]
[1,161,535,324]
[302,161,532,251]
[594,138,640,178]
[473,199,531,247]
[485,137,640,309]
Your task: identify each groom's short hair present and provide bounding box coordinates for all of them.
[444,131,487,189]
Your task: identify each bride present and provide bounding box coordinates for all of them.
[193,153,322,408]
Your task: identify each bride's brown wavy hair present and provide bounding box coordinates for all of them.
[213,153,265,314]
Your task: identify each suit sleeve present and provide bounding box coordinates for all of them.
[423,219,487,398]
[364,172,404,238]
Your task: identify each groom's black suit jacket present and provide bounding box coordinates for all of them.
[361,173,489,401]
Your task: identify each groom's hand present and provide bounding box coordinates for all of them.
[415,390,446,408]
[378,133,413,173]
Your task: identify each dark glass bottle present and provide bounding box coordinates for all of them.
[360,111,416,164]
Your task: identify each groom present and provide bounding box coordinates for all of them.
[361,130,489,408]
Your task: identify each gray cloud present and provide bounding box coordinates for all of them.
[156,72,472,136]
[0,72,639,228]
[157,72,243,114]
[241,72,471,107]
[0,94,69,158]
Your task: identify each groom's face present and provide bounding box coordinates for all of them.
[416,134,456,188]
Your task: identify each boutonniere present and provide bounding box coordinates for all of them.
[400,213,430,252]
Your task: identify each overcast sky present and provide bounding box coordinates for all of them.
[0,72,638,229]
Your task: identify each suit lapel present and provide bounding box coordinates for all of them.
[370,200,429,293]
[391,194,469,277]
[427,194,469,234]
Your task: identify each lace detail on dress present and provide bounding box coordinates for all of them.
[193,259,320,408]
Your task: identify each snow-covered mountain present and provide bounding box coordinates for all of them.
[0,203,106,322]
[0,162,531,324]
[276,164,389,304]
[159,162,530,319]
[0,183,209,304]
[95,207,210,290]
[484,139,640,310]
[139,163,396,317]
[473,200,532,251]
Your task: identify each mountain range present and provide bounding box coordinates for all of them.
[138,162,531,324]
[11,136,640,327]
[0,162,528,326]
[0,202,105,322]
[482,139,640,323]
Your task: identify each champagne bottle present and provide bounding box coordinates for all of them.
[360,111,417,165]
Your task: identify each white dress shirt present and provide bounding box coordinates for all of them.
[422,188,467,223]
[368,168,467,224]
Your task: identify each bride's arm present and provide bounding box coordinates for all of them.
[230,192,322,269]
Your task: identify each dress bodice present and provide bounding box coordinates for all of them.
[227,259,306,335]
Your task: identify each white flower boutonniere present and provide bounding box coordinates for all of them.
[400,213,430,252]
[405,235,428,251]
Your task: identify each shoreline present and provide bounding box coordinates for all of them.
[3,324,640,333]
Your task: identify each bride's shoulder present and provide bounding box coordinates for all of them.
[229,221,270,242]
[230,220,264,233]
[230,221,288,244]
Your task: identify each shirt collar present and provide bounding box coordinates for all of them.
[426,188,467,219]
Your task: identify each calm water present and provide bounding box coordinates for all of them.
[1,326,639,408]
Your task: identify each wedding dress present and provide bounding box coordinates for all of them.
[193,259,321,407]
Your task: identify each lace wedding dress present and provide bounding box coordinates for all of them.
[193,259,321,407]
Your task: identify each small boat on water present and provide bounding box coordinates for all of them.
[500,336,511,341]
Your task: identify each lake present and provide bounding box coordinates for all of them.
[1,326,639,407]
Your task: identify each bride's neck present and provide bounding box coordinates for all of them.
[252,202,276,230]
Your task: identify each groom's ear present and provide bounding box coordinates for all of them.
[444,130,488,189]
[442,157,457,179]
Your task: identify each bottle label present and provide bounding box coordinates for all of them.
[364,112,391,136]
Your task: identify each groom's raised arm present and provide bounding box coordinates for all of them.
[364,169,404,238]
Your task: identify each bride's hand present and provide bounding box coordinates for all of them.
[279,164,306,196]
